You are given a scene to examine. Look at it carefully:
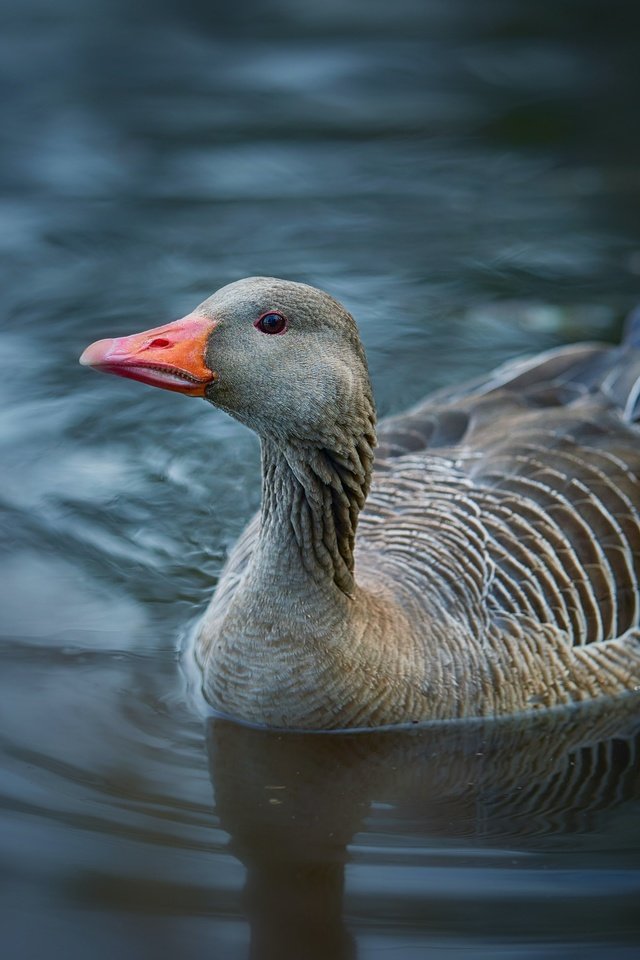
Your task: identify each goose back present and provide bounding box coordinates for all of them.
[359,336,640,711]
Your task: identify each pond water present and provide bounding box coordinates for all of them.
[1,1,640,957]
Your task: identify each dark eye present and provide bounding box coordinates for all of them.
[255,311,288,335]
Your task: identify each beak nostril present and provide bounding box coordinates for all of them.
[147,337,172,349]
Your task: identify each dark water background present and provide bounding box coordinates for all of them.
[2,1,640,957]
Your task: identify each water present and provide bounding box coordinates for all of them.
[1,1,640,957]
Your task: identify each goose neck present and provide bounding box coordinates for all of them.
[257,431,374,596]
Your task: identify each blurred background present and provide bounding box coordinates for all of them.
[1,1,640,958]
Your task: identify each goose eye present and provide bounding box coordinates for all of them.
[255,312,288,335]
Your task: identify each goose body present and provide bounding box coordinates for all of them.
[81,278,640,728]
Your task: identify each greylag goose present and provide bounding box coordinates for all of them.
[80,277,640,728]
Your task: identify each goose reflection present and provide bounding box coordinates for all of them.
[208,695,640,960]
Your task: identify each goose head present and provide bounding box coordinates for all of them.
[80,277,374,448]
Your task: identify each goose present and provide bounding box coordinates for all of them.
[80,277,640,729]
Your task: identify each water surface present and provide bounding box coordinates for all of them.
[2,1,640,957]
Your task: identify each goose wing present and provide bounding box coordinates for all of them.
[372,341,640,648]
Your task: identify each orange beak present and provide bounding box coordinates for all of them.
[79,313,217,396]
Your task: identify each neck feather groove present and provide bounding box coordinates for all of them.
[260,418,375,595]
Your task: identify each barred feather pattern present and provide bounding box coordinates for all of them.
[361,344,640,719]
